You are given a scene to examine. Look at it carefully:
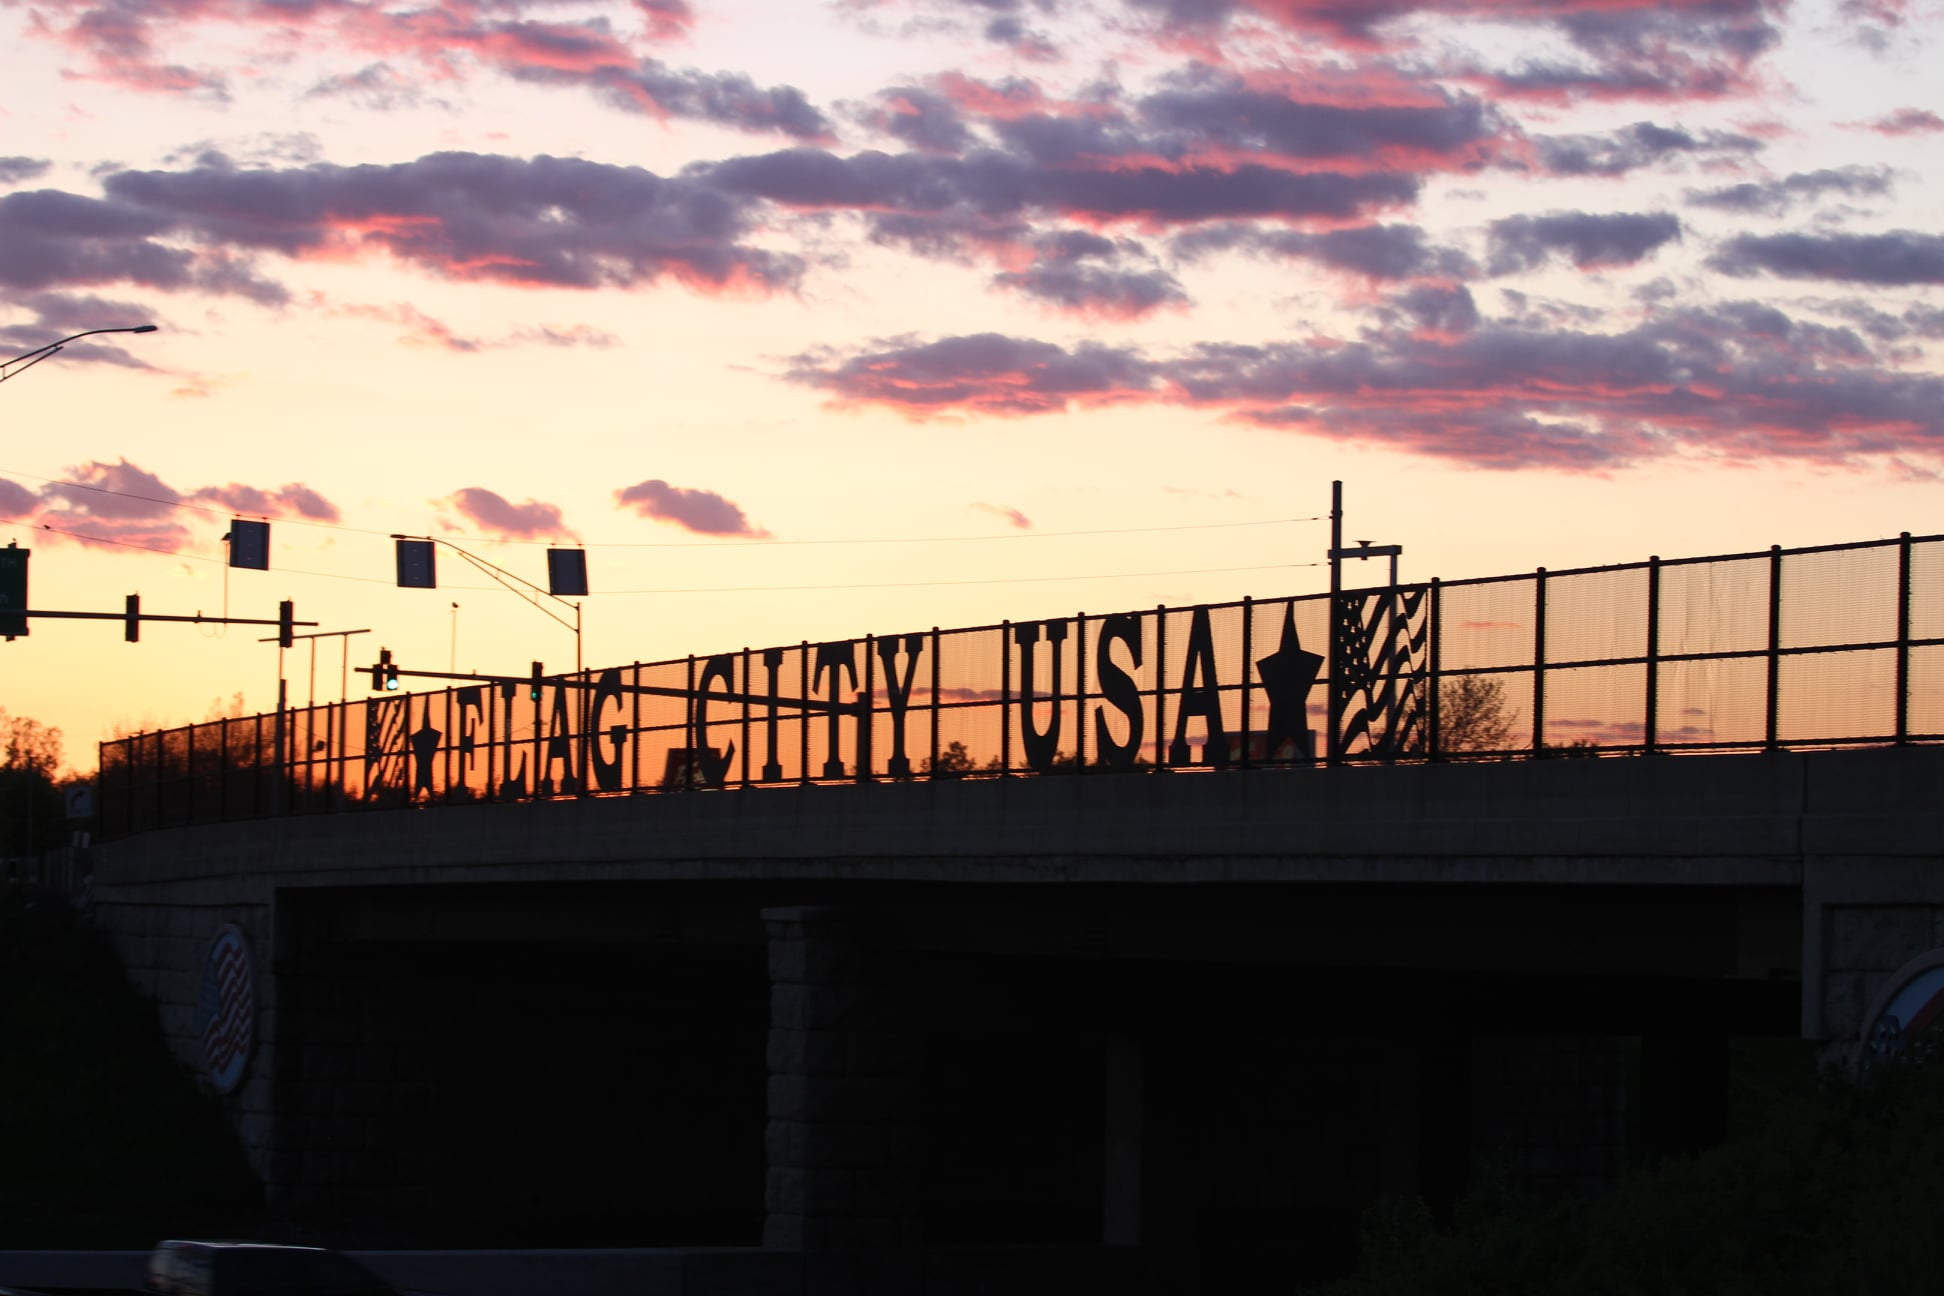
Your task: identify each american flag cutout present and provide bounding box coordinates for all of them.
[200,925,256,1095]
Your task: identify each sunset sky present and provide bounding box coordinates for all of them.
[1,0,1939,768]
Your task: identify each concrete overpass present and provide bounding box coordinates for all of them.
[89,745,1944,1288]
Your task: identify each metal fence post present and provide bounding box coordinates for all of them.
[332,701,345,811]
[1645,556,1661,754]
[684,654,697,787]
[861,634,876,783]
[1428,579,1442,760]
[1766,545,1782,751]
[1532,568,1547,754]
[1000,621,1012,776]
[626,663,640,792]
[486,681,500,802]
[929,627,941,778]
[1896,533,1912,745]
[1077,612,1090,771]
[1239,598,1253,768]
[1154,605,1167,769]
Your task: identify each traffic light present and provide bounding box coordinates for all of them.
[372,648,400,692]
[529,660,543,701]
[547,548,588,597]
[0,543,27,640]
[277,600,294,649]
[395,538,437,589]
[125,593,140,643]
[228,520,270,571]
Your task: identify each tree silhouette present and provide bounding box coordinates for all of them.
[1438,676,1514,754]
[1,709,67,855]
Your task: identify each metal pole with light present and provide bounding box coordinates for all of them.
[256,628,373,705]
[0,325,158,385]
[390,534,585,672]
[1325,483,1404,763]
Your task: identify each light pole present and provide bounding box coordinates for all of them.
[1,325,158,385]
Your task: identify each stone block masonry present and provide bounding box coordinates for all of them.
[762,906,922,1250]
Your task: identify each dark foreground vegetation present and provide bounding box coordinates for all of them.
[1315,1030,1944,1296]
[0,887,265,1248]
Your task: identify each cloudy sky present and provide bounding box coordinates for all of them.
[1,0,1939,759]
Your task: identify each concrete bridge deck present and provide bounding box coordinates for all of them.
[84,745,1944,1288]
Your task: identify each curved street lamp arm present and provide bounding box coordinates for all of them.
[1,324,158,384]
[0,348,62,385]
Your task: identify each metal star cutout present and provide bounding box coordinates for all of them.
[1255,605,1323,761]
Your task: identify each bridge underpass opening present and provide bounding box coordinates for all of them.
[902,946,1801,1280]
[275,885,769,1246]
[265,879,1803,1271]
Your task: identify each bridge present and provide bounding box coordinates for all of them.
[81,532,1944,1291]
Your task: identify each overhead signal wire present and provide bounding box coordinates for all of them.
[597,562,1325,595]
[0,467,1320,549]
[2,517,1320,595]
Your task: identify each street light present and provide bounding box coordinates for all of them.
[1,324,159,385]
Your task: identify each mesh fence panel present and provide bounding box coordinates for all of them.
[1781,545,1898,649]
[1543,664,1646,749]
[634,663,695,789]
[1546,567,1649,666]
[1659,556,1769,657]
[936,625,1007,773]
[1911,645,1944,740]
[1777,648,1896,744]
[1438,577,1536,672]
[1912,540,1944,643]
[1440,669,1531,755]
[1658,656,1767,748]
[190,723,225,821]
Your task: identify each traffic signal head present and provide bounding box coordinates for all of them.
[0,544,28,641]
[529,660,543,701]
[228,520,271,571]
[372,648,398,692]
[277,599,294,649]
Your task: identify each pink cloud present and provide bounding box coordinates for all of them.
[444,487,574,541]
[971,502,1033,528]
[1844,108,1944,137]
[614,479,770,537]
[785,301,1944,473]
[102,152,804,296]
[11,458,341,553]
[192,482,342,521]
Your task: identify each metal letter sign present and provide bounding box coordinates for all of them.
[0,544,27,639]
[228,520,270,571]
[200,925,256,1095]
[395,539,437,589]
[1331,585,1430,759]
